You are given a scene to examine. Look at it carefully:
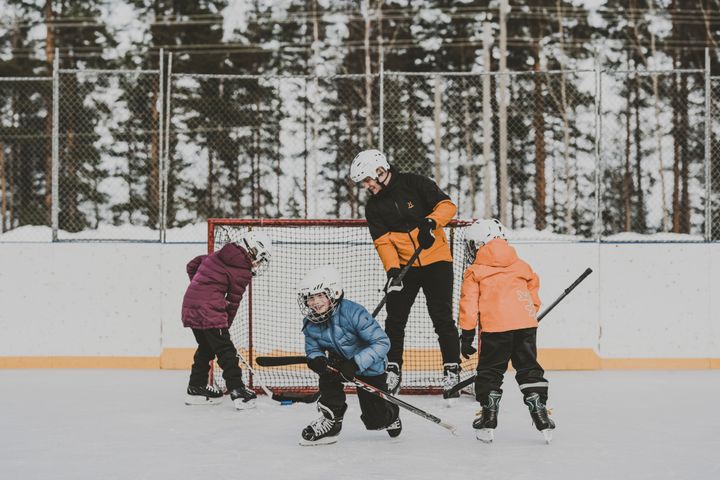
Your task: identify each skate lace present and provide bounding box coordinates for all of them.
[442,370,459,390]
[207,384,221,394]
[387,371,400,390]
[310,415,335,436]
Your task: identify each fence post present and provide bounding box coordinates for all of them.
[705,47,712,242]
[379,40,384,153]
[51,49,60,242]
[594,52,602,243]
[162,52,173,243]
[158,48,164,243]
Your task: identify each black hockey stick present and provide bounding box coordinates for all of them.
[257,355,456,435]
[371,245,423,317]
[326,365,457,435]
[446,267,593,397]
[239,353,320,404]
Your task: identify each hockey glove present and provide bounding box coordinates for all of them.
[384,267,404,294]
[307,356,329,375]
[417,218,437,250]
[335,358,359,382]
[460,329,477,359]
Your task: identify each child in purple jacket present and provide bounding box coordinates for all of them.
[181,230,271,410]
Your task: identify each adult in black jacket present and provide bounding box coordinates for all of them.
[350,149,461,400]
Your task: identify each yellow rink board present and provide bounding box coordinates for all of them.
[1,348,719,370]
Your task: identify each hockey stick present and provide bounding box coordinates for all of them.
[256,355,457,435]
[326,365,457,435]
[371,245,423,318]
[446,267,594,397]
[237,352,320,404]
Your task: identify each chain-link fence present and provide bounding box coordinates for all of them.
[55,68,162,241]
[711,77,720,241]
[2,59,720,243]
[165,73,379,241]
[0,77,53,242]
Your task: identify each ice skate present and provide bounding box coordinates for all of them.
[442,363,461,405]
[386,416,402,438]
[472,390,501,443]
[299,403,346,446]
[386,362,401,395]
[230,384,257,410]
[524,393,555,444]
[185,384,223,406]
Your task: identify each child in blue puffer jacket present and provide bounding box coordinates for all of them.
[298,265,401,446]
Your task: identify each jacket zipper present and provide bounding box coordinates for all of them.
[393,198,423,268]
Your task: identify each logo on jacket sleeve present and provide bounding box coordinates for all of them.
[407,201,414,209]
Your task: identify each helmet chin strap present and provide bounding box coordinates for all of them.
[374,169,391,192]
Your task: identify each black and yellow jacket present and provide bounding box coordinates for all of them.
[365,170,457,271]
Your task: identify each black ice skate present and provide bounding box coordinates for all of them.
[185,384,223,406]
[386,416,402,438]
[472,390,501,443]
[442,363,461,404]
[300,403,347,446]
[229,384,257,410]
[386,362,401,395]
[524,393,555,444]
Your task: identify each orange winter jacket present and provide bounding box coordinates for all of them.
[458,239,541,333]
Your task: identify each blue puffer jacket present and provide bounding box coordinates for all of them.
[304,298,389,377]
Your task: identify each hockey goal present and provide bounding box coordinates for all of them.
[208,218,476,395]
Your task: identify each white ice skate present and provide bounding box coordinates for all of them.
[475,428,494,443]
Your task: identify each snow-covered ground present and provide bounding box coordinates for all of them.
[1,369,717,480]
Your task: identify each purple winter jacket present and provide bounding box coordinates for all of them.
[181,243,253,329]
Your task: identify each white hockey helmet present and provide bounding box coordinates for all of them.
[297,264,344,324]
[350,149,390,183]
[463,219,507,264]
[232,230,272,276]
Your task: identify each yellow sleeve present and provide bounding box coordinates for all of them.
[373,233,400,272]
[458,268,481,330]
[427,199,457,227]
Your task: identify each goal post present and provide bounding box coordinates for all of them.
[208,218,476,394]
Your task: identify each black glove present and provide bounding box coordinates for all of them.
[335,358,359,381]
[460,329,477,359]
[307,356,329,375]
[417,218,437,250]
[384,267,403,294]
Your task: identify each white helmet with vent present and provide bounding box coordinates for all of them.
[297,265,344,324]
[231,230,272,277]
[463,219,507,264]
[350,149,390,183]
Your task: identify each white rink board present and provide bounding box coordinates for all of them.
[0,241,718,360]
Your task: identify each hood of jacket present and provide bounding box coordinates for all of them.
[475,238,518,268]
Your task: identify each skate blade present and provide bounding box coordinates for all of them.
[233,399,257,410]
[299,436,339,446]
[184,395,223,406]
[541,429,553,444]
[475,428,494,443]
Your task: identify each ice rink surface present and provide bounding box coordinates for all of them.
[0,369,717,480]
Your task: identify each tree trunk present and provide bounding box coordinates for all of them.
[634,74,646,232]
[1,144,6,233]
[672,57,681,233]
[623,67,633,232]
[532,47,546,231]
[363,0,374,148]
[44,0,55,226]
[679,72,690,233]
[148,80,160,227]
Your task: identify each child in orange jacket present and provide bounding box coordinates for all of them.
[458,219,554,443]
